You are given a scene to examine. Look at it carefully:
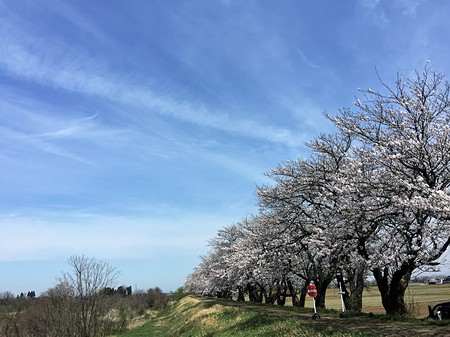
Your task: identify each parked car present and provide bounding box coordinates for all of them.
[442,276,450,284]
[428,302,450,320]
[428,278,437,284]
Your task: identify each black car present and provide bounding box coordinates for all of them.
[428,302,450,320]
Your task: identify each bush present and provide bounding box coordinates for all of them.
[170,287,192,301]
[145,287,168,309]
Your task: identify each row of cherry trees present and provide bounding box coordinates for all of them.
[185,66,450,316]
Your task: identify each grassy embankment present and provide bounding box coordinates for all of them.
[116,296,369,337]
[115,284,450,337]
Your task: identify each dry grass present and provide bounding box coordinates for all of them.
[108,309,157,337]
[127,309,158,329]
[118,296,369,336]
[116,295,450,337]
[301,283,450,317]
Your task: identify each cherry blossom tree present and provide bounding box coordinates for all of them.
[329,65,450,315]
[186,65,450,317]
[258,133,366,311]
[239,215,307,306]
[185,223,248,299]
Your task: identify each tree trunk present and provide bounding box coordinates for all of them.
[247,283,263,303]
[263,286,276,304]
[287,279,301,307]
[314,277,332,308]
[373,264,412,316]
[237,286,245,302]
[216,290,230,299]
[298,280,308,307]
[276,281,287,306]
[341,267,365,312]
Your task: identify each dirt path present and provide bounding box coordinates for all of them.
[195,297,450,337]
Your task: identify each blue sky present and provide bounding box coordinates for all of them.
[1,0,450,294]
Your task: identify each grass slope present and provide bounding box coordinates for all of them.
[117,296,373,337]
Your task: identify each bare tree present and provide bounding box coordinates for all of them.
[60,255,121,337]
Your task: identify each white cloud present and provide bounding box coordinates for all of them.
[360,0,381,9]
[0,16,300,149]
[0,211,226,262]
[296,48,320,69]
[396,0,423,16]
[0,94,133,165]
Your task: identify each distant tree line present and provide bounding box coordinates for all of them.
[7,291,37,300]
[101,285,133,297]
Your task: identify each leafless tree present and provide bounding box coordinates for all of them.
[59,255,121,337]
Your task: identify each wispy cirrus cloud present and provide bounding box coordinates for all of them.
[0,93,132,165]
[0,16,300,148]
[0,125,95,165]
[360,0,381,9]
